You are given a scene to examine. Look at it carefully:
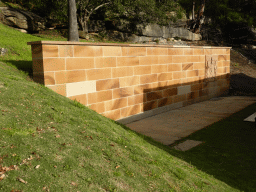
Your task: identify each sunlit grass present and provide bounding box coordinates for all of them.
[0,21,255,191]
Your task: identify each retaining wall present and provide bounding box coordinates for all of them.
[27,41,231,123]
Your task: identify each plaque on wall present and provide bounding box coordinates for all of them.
[205,55,218,81]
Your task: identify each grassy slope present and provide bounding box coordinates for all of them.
[0,23,255,191]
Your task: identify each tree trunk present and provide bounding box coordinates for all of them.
[191,0,205,34]
[68,0,79,41]
[77,2,110,34]
[192,1,195,20]
[78,14,89,34]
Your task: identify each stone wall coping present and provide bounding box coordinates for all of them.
[27,41,232,49]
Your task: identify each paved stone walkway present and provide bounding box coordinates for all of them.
[125,96,256,148]
[244,112,256,122]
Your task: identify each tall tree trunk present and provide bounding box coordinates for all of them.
[192,1,195,20]
[68,0,79,41]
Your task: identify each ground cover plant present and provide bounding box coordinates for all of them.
[0,21,255,191]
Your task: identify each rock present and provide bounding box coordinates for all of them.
[250,27,256,38]
[247,44,256,49]
[112,18,200,41]
[128,34,153,43]
[169,27,202,41]
[0,48,7,56]
[15,28,27,33]
[0,7,45,32]
[136,23,201,41]
[137,23,163,37]
[78,30,87,39]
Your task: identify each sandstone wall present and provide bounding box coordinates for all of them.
[28,41,230,122]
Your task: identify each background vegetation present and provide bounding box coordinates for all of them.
[1,0,185,33]
[178,0,256,43]
[179,0,256,26]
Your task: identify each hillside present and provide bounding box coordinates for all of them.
[1,22,254,191]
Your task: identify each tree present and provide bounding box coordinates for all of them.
[76,0,184,33]
[108,0,184,29]
[2,0,186,34]
[68,0,79,41]
[178,0,256,27]
[190,0,205,33]
[76,0,111,33]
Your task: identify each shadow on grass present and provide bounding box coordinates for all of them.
[238,48,256,64]
[115,100,256,191]
[230,73,256,95]
[2,60,33,77]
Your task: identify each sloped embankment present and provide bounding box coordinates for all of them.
[0,22,239,191]
[0,65,237,191]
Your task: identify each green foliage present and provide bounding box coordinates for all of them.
[226,11,243,23]
[178,0,256,27]
[2,0,186,32]
[2,0,68,24]
[73,99,86,109]
[111,0,185,25]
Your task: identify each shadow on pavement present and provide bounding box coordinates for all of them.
[115,100,256,191]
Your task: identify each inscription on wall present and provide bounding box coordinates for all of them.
[205,55,218,81]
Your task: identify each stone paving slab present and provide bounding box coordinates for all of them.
[173,140,203,151]
[125,96,256,146]
[244,112,256,122]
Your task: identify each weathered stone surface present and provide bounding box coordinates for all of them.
[112,19,201,41]
[15,28,27,33]
[205,55,218,81]
[244,112,256,122]
[0,7,45,32]
[136,23,201,41]
[169,27,202,40]
[127,34,153,43]
[137,23,163,37]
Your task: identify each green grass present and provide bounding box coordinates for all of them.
[0,21,256,191]
[0,23,132,75]
[0,23,48,76]
[170,103,256,191]
[0,61,235,191]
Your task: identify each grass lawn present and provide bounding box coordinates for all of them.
[171,102,256,191]
[0,22,256,191]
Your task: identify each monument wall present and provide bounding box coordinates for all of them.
[27,41,230,123]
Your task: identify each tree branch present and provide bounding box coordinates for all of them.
[88,2,111,16]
